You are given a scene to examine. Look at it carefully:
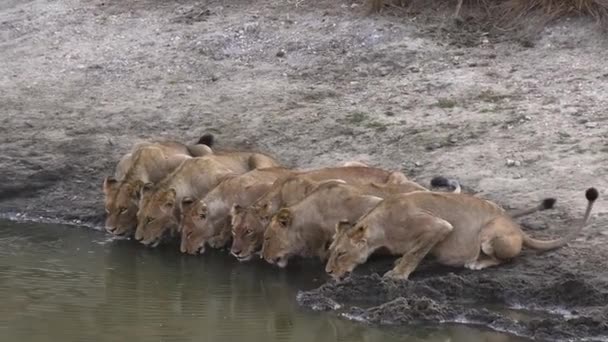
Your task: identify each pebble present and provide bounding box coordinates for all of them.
[506,159,521,167]
[276,50,285,58]
[585,122,598,128]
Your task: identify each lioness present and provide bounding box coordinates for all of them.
[259,179,446,268]
[179,167,293,255]
[229,166,417,262]
[325,187,598,280]
[134,150,281,247]
[103,134,214,237]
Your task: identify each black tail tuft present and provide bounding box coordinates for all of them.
[541,198,556,210]
[430,176,450,188]
[197,133,214,147]
[586,187,599,202]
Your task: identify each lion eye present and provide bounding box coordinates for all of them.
[246,228,253,235]
[146,217,154,224]
[119,207,127,214]
[199,213,206,219]
[337,251,346,258]
[105,208,110,214]
[186,232,193,239]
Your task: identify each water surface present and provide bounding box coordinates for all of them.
[0,220,531,342]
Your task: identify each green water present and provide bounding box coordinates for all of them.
[0,220,530,342]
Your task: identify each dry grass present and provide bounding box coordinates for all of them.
[366,0,608,24]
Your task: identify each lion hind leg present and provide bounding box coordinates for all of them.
[384,214,453,280]
[474,216,523,268]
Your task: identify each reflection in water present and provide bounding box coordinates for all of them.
[0,220,530,342]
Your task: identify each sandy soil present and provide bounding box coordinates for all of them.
[1,0,607,340]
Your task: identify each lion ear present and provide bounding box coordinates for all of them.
[336,220,352,234]
[134,181,154,201]
[180,196,195,212]
[163,188,177,209]
[231,204,243,218]
[276,208,292,228]
[103,177,117,194]
[348,225,367,243]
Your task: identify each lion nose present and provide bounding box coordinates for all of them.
[107,226,116,232]
[135,235,143,242]
[231,248,241,256]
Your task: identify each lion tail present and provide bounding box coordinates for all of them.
[430,176,461,194]
[522,188,598,251]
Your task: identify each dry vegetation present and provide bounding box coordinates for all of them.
[367,0,608,27]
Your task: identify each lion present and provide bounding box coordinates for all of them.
[179,167,292,255]
[229,166,420,262]
[325,187,598,280]
[102,134,214,237]
[134,150,281,247]
[259,178,463,268]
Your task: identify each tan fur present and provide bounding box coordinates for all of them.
[326,189,596,280]
[134,151,281,247]
[179,167,292,255]
[229,166,411,262]
[260,181,435,268]
[102,141,196,237]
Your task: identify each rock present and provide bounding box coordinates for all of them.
[276,50,285,58]
[506,159,521,167]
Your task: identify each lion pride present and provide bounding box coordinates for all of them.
[134,151,281,247]
[260,180,433,268]
[179,167,292,255]
[102,134,214,237]
[229,166,417,262]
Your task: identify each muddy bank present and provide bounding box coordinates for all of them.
[298,268,608,341]
[1,0,608,340]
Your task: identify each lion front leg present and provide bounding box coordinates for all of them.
[383,214,454,280]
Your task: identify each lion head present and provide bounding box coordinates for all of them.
[179,197,208,255]
[134,186,180,247]
[102,177,144,237]
[261,208,296,268]
[325,220,372,280]
[229,204,271,261]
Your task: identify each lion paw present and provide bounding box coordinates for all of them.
[464,261,484,270]
[383,269,410,280]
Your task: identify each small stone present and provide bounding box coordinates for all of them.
[585,122,598,128]
[276,50,286,57]
[414,161,421,167]
[408,66,420,73]
[506,159,516,167]
[211,75,219,82]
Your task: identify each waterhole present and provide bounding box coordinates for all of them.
[0,220,531,342]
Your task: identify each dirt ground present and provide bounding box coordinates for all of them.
[1,0,607,340]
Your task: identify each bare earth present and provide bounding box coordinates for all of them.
[1,0,607,340]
